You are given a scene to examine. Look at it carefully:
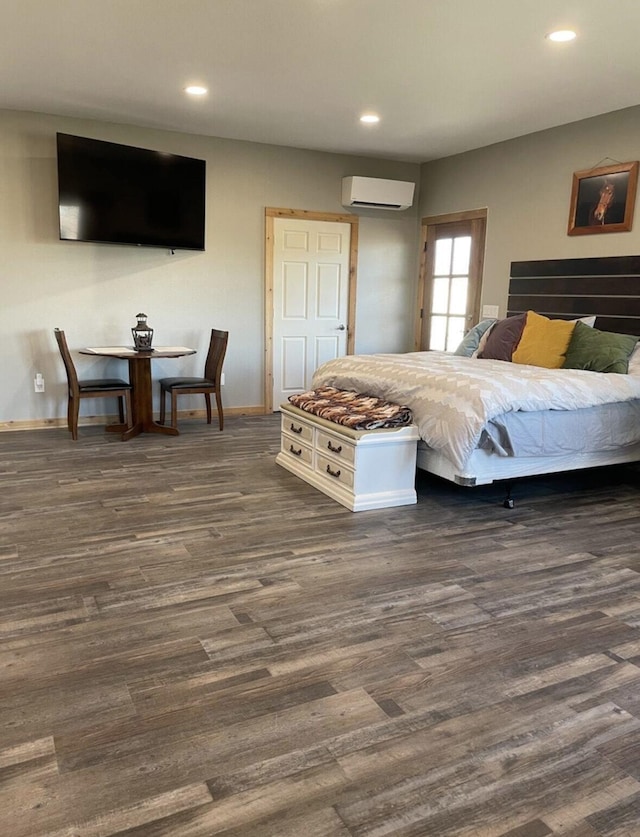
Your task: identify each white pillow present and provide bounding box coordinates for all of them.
[628,342,640,375]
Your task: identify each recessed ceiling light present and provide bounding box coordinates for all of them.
[360,114,380,124]
[185,85,208,96]
[547,29,577,42]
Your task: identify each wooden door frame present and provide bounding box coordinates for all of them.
[264,207,359,413]
[414,208,487,351]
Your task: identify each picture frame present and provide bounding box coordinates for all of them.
[567,161,639,235]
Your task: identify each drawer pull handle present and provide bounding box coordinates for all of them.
[290,423,303,434]
[326,464,341,478]
[289,444,302,456]
[327,441,342,454]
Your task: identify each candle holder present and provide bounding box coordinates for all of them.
[132,313,154,351]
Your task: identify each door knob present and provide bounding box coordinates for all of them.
[336,324,346,331]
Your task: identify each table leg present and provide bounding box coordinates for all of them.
[117,357,180,440]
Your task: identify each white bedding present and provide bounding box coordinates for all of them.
[311,352,640,470]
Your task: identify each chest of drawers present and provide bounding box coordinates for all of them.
[276,404,419,511]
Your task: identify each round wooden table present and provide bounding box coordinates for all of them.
[80,346,196,440]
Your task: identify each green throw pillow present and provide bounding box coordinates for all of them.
[563,321,638,374]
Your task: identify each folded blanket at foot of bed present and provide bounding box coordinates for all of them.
[288,386,413,429]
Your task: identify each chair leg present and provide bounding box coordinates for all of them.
[159,387,166,425]
[170,391,178,429]
[69,396,80,441]
[215,390,224,431]
[204,393,212,424]
[123,390,133,431]
[117,396,125,424]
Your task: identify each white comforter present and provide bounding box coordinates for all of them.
[311,352,640,469]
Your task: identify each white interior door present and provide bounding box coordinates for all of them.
[272,217,350,409]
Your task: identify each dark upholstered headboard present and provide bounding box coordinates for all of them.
[508,256,640,336]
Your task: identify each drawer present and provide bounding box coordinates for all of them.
[281,414,313,444]
[316,452,354,489]
[281,436,313,467]
[316,429,356,465]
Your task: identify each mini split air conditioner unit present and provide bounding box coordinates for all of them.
[341,176,415,211]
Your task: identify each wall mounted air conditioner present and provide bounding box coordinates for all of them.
[341,176,415,211]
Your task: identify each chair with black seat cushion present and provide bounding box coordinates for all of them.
[159,328,228,430]
[54,328,133,441]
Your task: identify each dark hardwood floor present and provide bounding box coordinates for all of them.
[1,415,640,836]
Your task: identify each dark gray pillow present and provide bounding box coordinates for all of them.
[478,313,527,362]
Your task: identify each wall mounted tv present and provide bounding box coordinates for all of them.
[56,133,206,251]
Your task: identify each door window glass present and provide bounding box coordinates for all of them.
[429,235,472,351]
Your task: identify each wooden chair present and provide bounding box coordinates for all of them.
[54,328,133,440]
[159,329,228,430]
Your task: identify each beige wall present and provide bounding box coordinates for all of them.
[1,109,419,426]
[10,102,638,428]
[419,105,640,317]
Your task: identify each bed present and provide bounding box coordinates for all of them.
[310,255,640,489]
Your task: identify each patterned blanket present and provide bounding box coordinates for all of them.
[288,386,413,429]
[311,351,640,469]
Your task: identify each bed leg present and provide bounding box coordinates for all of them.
[503,483,515,509]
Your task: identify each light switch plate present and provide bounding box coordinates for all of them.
[482,305,499,318]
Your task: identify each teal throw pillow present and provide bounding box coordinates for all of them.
[563,321,638,374]
[453,318,497,357]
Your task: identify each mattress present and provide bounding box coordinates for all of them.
[480,399,640,457]
[418,399,640,485]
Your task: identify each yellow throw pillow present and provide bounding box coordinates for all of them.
[512,311,575,369]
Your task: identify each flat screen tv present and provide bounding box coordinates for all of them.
[56,133,206,251]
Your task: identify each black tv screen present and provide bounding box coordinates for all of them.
[56,133,206,251]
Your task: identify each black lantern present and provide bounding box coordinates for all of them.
[132,313,154,351]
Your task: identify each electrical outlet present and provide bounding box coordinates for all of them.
[482,304,499,319]
[34,373,45,393]
[221,372,225,386]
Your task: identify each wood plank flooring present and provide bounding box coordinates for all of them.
[1,416,640,836]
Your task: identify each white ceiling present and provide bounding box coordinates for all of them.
[4,0,640,163]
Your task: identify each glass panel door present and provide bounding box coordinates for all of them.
[428,234,472,351]
[415,212,486,353]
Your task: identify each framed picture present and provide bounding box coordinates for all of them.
[567,161,639,236]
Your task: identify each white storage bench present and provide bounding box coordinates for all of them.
[276,403,420,511]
